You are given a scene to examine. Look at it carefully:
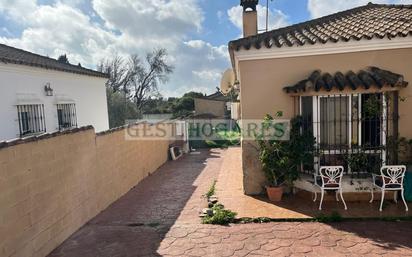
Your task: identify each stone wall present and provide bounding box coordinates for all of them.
[0,124,173,257]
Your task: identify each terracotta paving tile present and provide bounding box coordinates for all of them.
[185,248,207,257]
[47,147,412,257]
[291,245,313,254]
[216,148,412,220]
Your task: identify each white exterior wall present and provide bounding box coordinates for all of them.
[0,63,109,141]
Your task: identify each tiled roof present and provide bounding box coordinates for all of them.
[283,67,408,94]
[0,44,108,78]
[229,3,412,51]
[203,91,229,102]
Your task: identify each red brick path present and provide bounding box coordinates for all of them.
[48,148,412,257]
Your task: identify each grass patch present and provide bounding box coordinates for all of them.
[205,180,217,198]
[202,204,237,225]
[239,217,272,223]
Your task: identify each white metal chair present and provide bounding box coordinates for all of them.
[370,165,408,212]
[313,166,347,211]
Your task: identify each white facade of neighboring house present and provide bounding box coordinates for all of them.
[0,46,109,141]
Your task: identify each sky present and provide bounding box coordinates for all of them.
[0,0,411,97]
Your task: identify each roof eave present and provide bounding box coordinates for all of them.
[0,58,109,79]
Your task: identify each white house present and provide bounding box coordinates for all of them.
[0,44,109,141]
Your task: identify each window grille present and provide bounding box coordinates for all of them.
[57,103,77,130]
[297,92,399,178]
[17,104,46,137]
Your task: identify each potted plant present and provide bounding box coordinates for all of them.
[257,138,293,201]
[256,113,315,201]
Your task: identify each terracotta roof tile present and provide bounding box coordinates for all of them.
[283,67,408,93]
[230,3,412,51]
[0,43,108,78]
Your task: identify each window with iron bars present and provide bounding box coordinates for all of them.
[296,91,399,178]
[57,103,77,130]
[17,104,46,137]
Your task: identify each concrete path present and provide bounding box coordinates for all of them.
[48,148,412,257]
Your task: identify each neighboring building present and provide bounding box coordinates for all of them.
[0,44,109,141]
[229,1,412,194]
[194,91,231,119]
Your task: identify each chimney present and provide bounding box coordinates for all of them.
[240,0,258,37]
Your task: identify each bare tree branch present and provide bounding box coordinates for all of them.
[97,55,135,95]
[130,48,174,111]
[98,48,174,117]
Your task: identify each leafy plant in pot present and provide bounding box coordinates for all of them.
[256,113,315,202]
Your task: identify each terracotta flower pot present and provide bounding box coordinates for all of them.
[266,186,283,202]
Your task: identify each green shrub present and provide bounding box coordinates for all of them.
[256,114,315,188]
[202,204,237,225]
[205,180,216,198]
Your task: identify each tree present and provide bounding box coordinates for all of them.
[130,49,174,112]
[106,89,139,128]
[98,55,136,128]
[98,49,174,127]
[182,92,205,99]
[97,55,133,95]
[57,54,69,64]
[171,91,204,118]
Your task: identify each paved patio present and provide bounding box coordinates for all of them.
[216,148,412,219]
[48,148,412,257]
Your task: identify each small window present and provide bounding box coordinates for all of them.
[17,104,46,137]
[57,104,77,130]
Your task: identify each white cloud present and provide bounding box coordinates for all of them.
[308,0,412,18]
[160,40,229,97]
[227,6,243,30]
[0,3,117,66]
[92,0,203,45]
[227,4,289,34]
[192,70,222,81]
[0,0,229,97]
[217,10,224,22]
[57,0,86,7]
[0,0,37,23]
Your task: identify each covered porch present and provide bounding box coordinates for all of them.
[285,67,411,197]
[287,67,406,179]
